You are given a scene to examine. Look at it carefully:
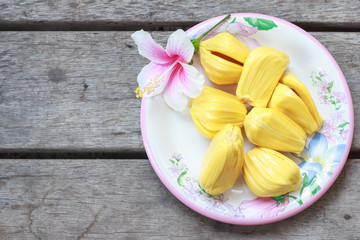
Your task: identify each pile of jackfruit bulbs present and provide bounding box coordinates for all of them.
[189,32,323,197]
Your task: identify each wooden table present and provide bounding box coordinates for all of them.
[0,1,359,239]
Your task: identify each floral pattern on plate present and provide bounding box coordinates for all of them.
[168,130,346,219]
[312,71,350,144]
[142,13,352,224]
[165,17,350,220]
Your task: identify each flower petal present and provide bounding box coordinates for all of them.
[308,133,328,158]
[178,62,205,98]
[262,197,288,218]
[131,30,173,64]
[162,66,189,111]
[299,162,322,182]
[137,62,173,97]
[166,29,194,63]
[235,36,261,50]
[227,22,258,37]
[307,169,319,182]
[322,144,346,173]
[239,197,286,219]
[326,144,346,163]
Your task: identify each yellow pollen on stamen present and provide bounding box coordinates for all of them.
[135,88,144,98]
[143,58,180,95]
[143,75,161,95]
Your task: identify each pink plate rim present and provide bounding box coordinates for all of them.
[140,13,354,225]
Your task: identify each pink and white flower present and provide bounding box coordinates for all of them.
[331,110,346,125]
[131,29,205,111]
[226,22,260,49]
[333,91,347,104]
[239,196,289,219]
[317,91,328,105]
[319,80,330,94]
[321,120,338,145]
[182,181,202,201]
[192,21,260,49]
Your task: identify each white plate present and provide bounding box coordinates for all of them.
[141,13,354,225]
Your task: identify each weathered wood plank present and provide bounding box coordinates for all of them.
[0,32,144,152]
[0,32,359,152]
[0,1,359,26]
[0,158,358,239]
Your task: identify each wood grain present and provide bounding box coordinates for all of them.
[0,158,358,239]
[0,31,359,152]
[0,0,359,27]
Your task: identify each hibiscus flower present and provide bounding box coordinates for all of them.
[132,14,232,111]
[131,29,205,111]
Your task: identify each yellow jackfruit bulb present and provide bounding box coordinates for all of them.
[199,32,251,85]
[280,72,323,130]
[268,83,318,135]
[199,124,244,195]
[236,46,290,107]
[244,108,306,153]
[243,147,302,197]
[189,86,247,138]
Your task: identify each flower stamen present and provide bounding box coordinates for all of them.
[143,59,180,95]
[135,87,144,98]
[143,75,161,95]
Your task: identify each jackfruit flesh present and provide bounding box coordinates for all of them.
[244,108,306,153]
[243,147,302,197]
[199,32,251,85]
[268,83,318,135]
[280,72,323,130]
[199,124,244,195]
[236,46,289,107]
[189,86,247,138]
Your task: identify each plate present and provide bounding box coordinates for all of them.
[140,13,354,225]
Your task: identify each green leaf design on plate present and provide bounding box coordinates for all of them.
[198,185,213,198]
[327,81,334,93]
[272,194,298,206]
[244,17,278,30]
[272,195,286,206]
[338,122,349,128]
[302,172,309,186]
[177,170,187,187]
[310,183,321,196]
[230,17,236,23]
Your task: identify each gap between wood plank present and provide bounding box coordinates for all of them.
[0,21,359,32]
[0,151,359,159]
[0,151,148,159]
